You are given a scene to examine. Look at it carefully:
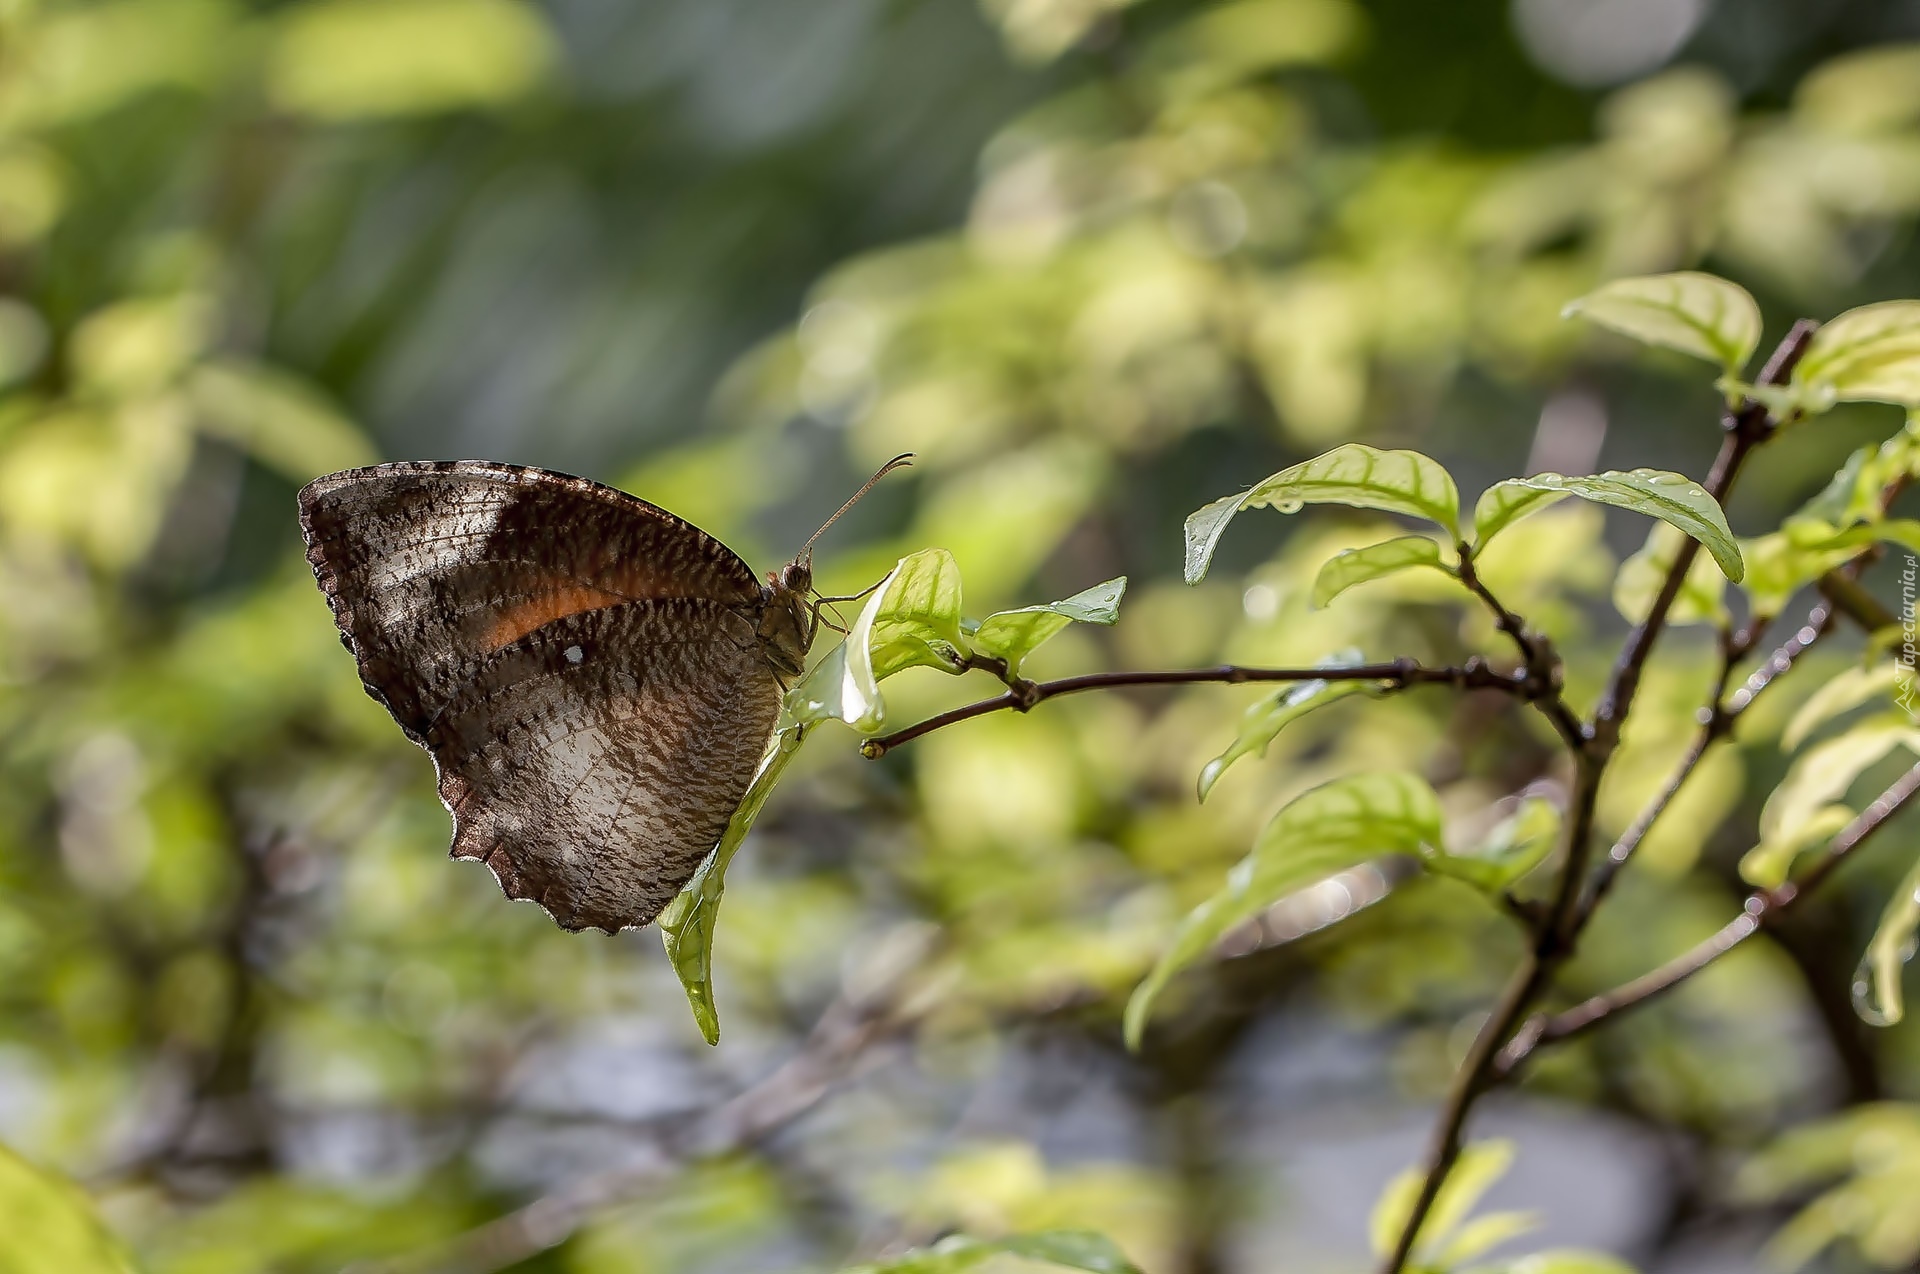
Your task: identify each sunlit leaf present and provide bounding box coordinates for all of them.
[188,359,377,482]
[1738,1106,1920,1271]
[1794,300,1920,409]
[1185,445,1461,583]
[267,0,556,120]
[1438,1210,1540,1266]
[1743,720,1920,887]
[1859,851,1920,1027]
[1495,1253,1640,1274]
[790,549,967,732]
[1422,796,1559,893]
[1613,522,1727,626]
[1127,772,1441,1047]
[1492,469,1744,581]
[1785,662,1915,751]
[1311,535,1452,608]
[1196,650,1386,801]
[659,724,811,1045]
[1369,1139,1516,1263]
[842,1230,1143,1274]
[1740,523,1879,616]
[0,1142,136,1274]
[1562,272,1763,372]
[970,576,1126,675]
[1471,482,1569,548]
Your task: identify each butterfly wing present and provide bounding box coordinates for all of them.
[430,598,781,932]
[298,460,765,740]
[299,461,781,931]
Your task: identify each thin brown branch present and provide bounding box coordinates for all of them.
[859,658,1529,759]
[1377,322,1818,1274]
[1498,758,1920,1071]
[1590,319,1819,751]
[1580,598,1836,923]
[1455,545,1586,749]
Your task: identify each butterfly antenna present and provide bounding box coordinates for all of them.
[799,453,913,563]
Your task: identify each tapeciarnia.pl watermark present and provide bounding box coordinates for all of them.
[1903,554,1919,716]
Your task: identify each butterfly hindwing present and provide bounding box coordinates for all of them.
[428,599,782,932]
[298,460,764,740]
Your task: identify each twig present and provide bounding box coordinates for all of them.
[1498,758,1920,1069]
[1579,599,1836,923]
[1376,322,1819,1274]
[1455,544,1586,749]
[859,658,1530,758]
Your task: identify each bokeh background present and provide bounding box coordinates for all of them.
[8,0,1920,1270]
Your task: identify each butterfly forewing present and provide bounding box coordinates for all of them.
[299,460,785,932]
[299,460,763,739]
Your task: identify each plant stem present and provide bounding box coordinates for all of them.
[858,658,1528,758]
[1376,321,1819,1274]
[1498,758,1920,1068]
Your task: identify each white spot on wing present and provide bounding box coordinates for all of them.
[565,644,584,664]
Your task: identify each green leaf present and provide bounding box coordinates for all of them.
[1184,444,1461,583]
[1423,796,1559,893]
[1492,1252,1640,1274]
[1471,482,1570,548]
[790,549,968,732]
[1492,469,1744,581]
[1369,1139,1516,1262]
[0,1142,136,1274]
[1196,650,1386,801]
[1311,536,1452,608]
[1859,851,1920,1026]
[1742,720,1920,887]
[1439,1210,1540,1266]
[660,724,810,1044]
[1562,272,1763,372]
[842,1231,1143,1274]
[1740,523,1879,617]
[1126,772,1441,1047]
[1793,300,1920,409]
[1613,523,1727,627]
[971,576,1127,675]
[1785,663,1915,751]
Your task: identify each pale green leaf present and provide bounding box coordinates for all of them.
[1613,522,1727,626]
[1494,1252,1640,1274]
[1740,805,1855,891]
[1496,469,1744,581]
[1762,720,1920,848]
[267,0,556,120]
[1794,300,1920,409]
[1439,1210,1540,1266]
[188,359,377,481]
[1423,796,1560,893]
[1127,772,1441,1047]
[0,1142,136,1274]
[789,549,968,732]
[660,724,810,1043]
[1196,650,1386,801]
[1859,851,1920,1026]
[1740,523,1879,616]
[971,576,1127,675]
[1184,444,1461,583]
[1562,271,1762,371]
[1785,663,1914,751]
[1369,1139,1516,1262]
[842,1230,1143,1274]
[1311,535,1452,608]
[1471,482,1570,548]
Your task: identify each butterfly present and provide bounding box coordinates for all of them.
[297,455,909,934]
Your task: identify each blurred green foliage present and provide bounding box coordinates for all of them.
[9,0,1920,1272]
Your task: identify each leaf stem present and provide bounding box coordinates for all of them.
[858,659,1530,759]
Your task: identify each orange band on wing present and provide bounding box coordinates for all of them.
[482,584,632,651]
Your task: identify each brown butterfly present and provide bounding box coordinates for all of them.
[298,455,909,934]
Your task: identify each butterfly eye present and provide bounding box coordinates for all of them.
[780,562,812,593]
